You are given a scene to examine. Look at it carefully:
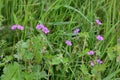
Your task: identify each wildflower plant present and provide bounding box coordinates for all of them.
[0,0,119,80]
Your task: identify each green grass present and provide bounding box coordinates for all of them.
[0,0,120,80]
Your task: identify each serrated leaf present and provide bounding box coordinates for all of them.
[34,70,47,79]
[22,72,34,80]
[39,71,47,79]
[1,62,22,80]
[107,48,116,60]
[61,57,68,63]
[98,64,106,72]
[32,65,41,80]
[80,64,88,75]
[51,57,61,65]
[35,52,42,63]
[51,54,63,65]
[23,51,34,60]
[3,55,13,62]
[91,64,106,75]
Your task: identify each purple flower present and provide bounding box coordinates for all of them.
[36,24,45,30]
[11,25,24,30]
[88,50,95,55]
[96,19,102,25]
[96,59,103,64]
[17,25,24,30]
[90,61,94,66]
[65,40,72,46]
[36,24,50,34]
[73,28,80,35]
[11,25,17,30]
[97,35,104,41]
[42,27,50,34]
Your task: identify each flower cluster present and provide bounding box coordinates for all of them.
[96,19,102,26]
[73,28,80,35]
[36,24,44,30]
[90,59,103,66]
[96,59,103,64]
[88,50,95,55]
[36,24,50,34]
[65,40,72,46]
[11,25,24,30]
[90,61,94,66]
[65,28,80,46]
[97,35,104,41]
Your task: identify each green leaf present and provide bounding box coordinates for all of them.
[22,72,34,80]
[107,47,116,60]
[61,57,69,64]
[51,57,61,65]
[32,65,47,79]
[80,64,89,75]
[92,64,106,75]
[103,69,120,80]
[98,64,106,72]
[0,62,5,67]
[35,52,43,63]
[3,55,13,63]
[39,71,47,79]
[34,71,47,79]
[51,54,63,65]
[1,62,22,80]
[21,41,29,49]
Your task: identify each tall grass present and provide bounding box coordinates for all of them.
[0,0,120,80]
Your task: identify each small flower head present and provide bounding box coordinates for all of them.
[97,35,104,41]
[42,27,50,34]
[96,59,103,64]
[36,24,45,30]
[17,25,24,30]
[11,25,24,30]
[73,28,80,35]
[36,24,50,34]
[90,61,94,66]
[11,25,17,30]
[96,19,102,25]
[88,50,95,55]
[65,40,72,46]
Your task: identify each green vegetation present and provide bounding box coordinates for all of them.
[0,0,120,80]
